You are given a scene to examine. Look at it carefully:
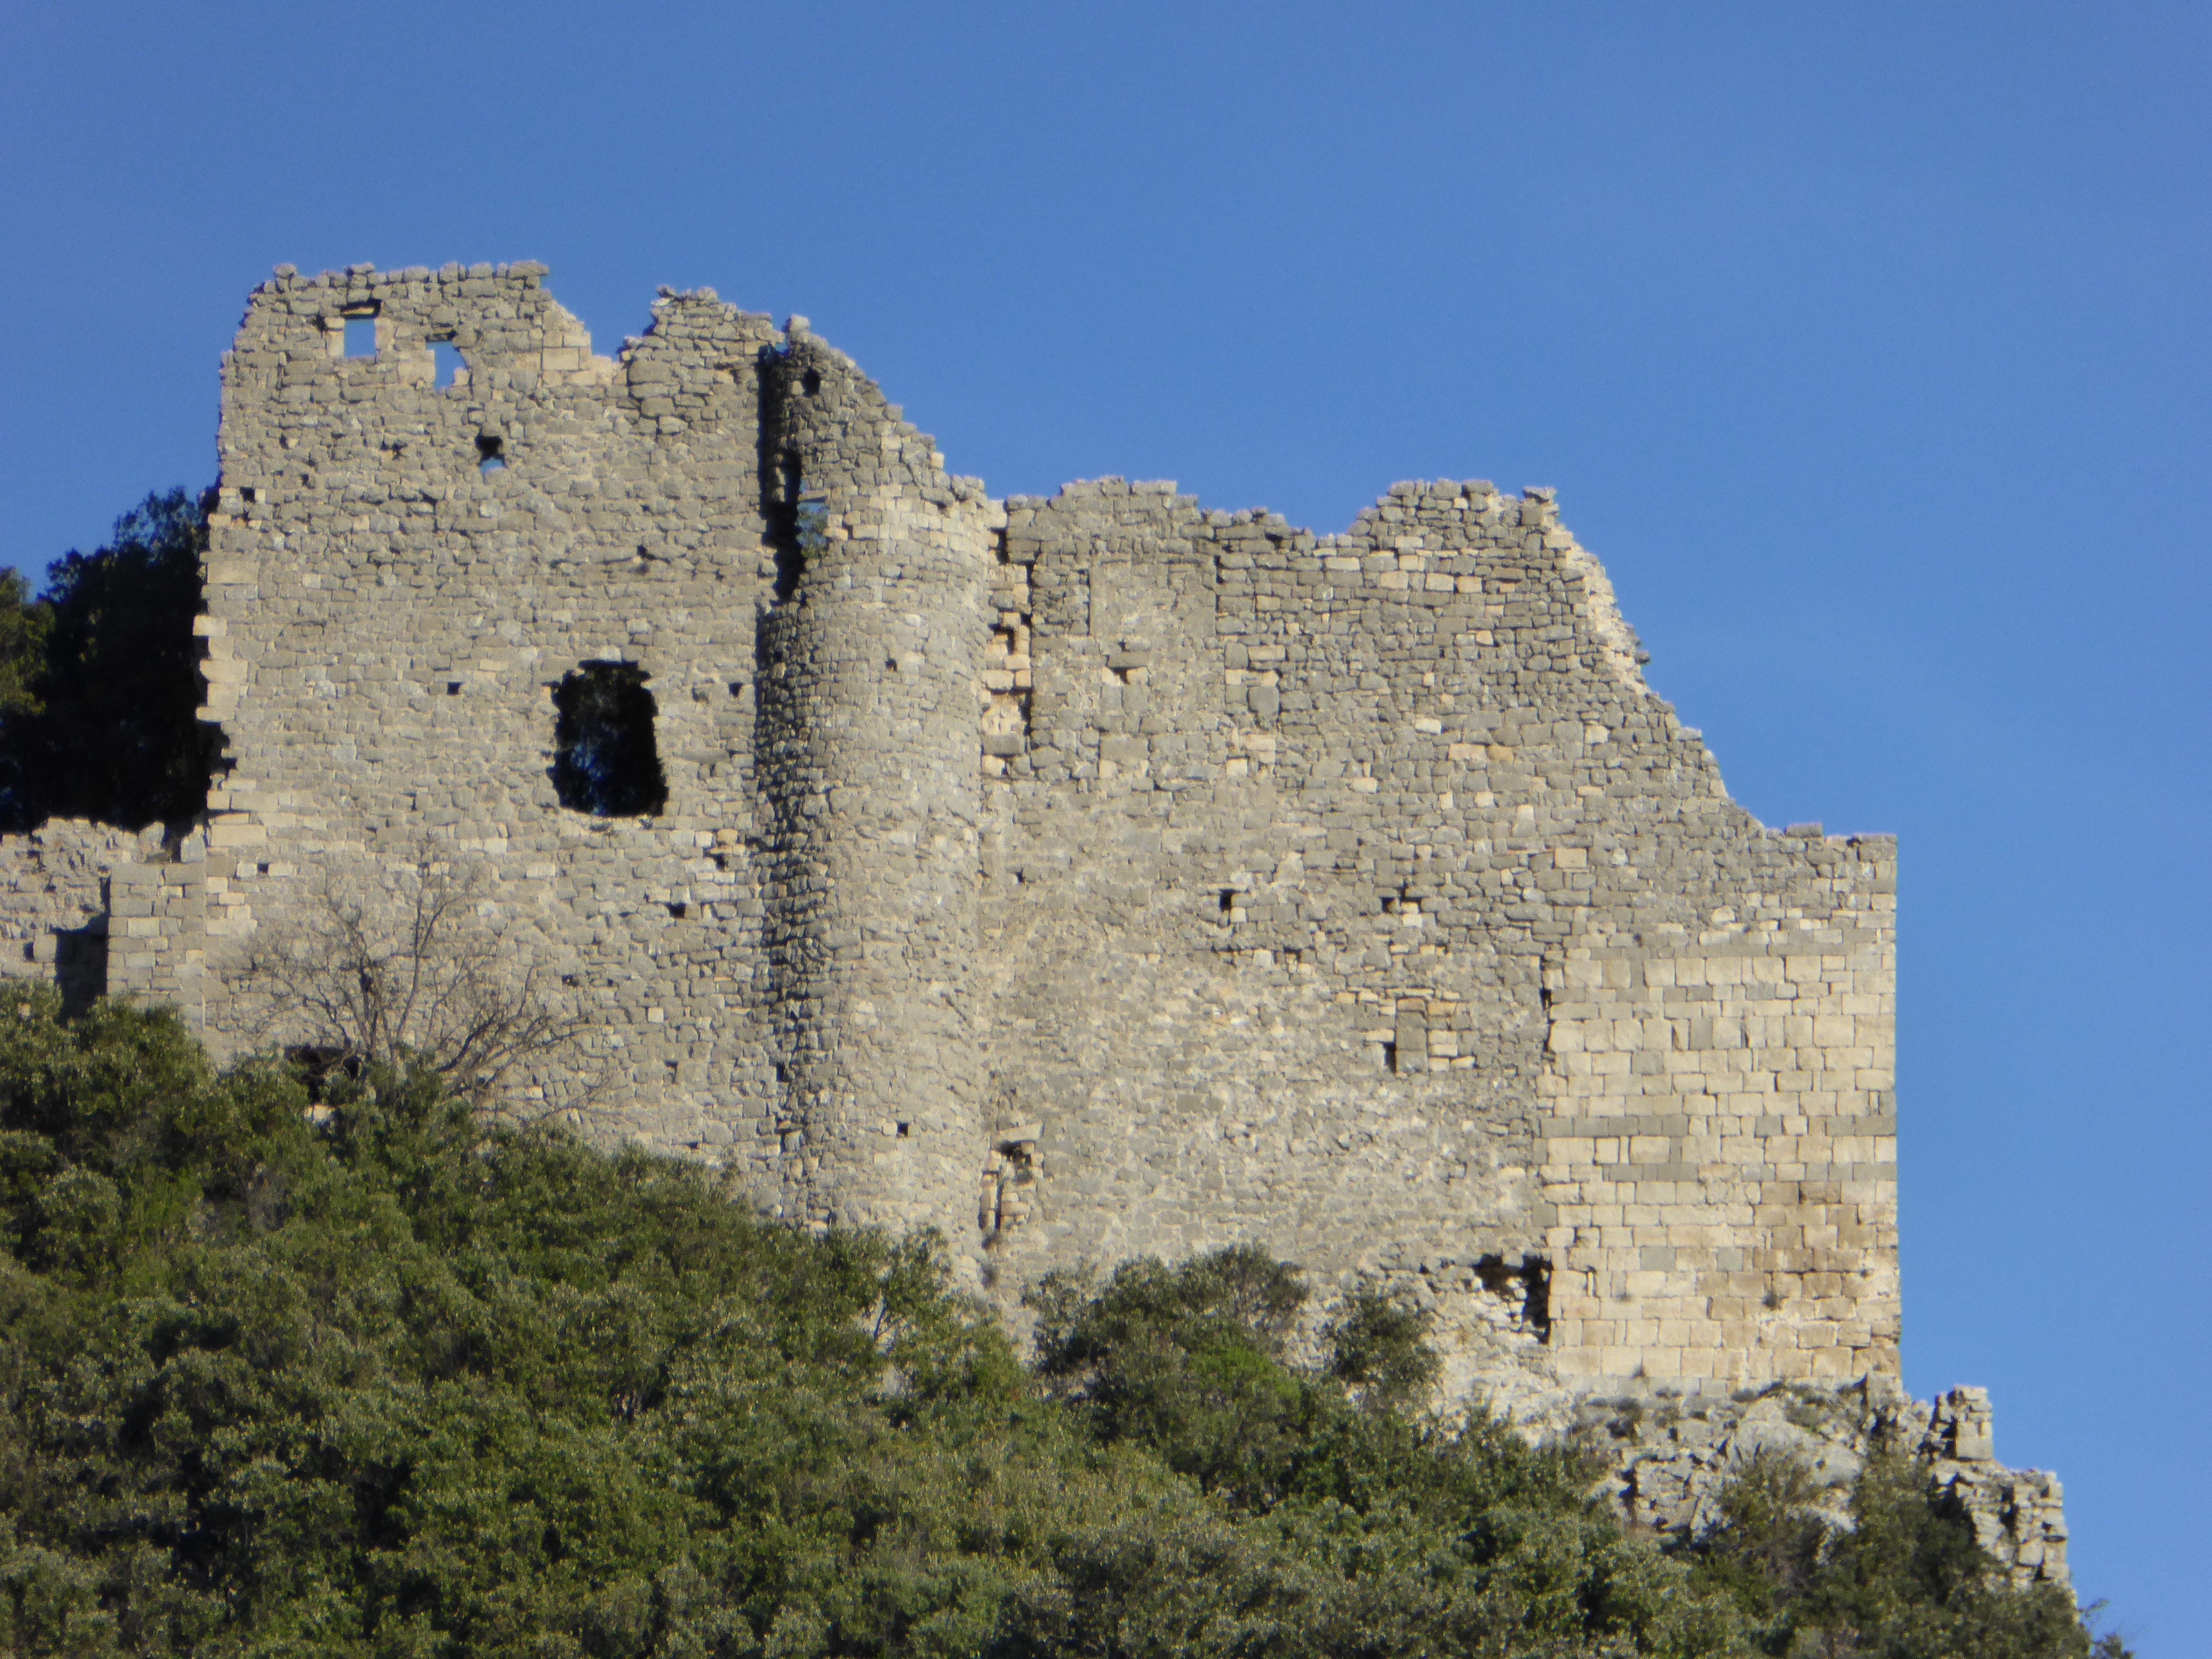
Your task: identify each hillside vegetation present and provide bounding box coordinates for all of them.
[0,993,2118,1657]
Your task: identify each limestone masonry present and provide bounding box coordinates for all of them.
[0,263,2066,1584]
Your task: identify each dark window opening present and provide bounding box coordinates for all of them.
[1381,1041,1398,1073]
[1218,888,1237,916]
[342,313,377,358]
[446,682,462,696]
[431,339,466,387]
[477,434,507,475]
[896,1121,912,1138]
[773,1062,789,1084]
[552,662,667,816]
[1474,1253,1553,1344]
[801,367,822,396]
[53,921,106,1018]
[666,901,687,919]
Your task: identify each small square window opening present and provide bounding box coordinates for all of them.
[342,316,377,358]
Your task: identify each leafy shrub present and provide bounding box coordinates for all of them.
[1682,1451,1831,1621]
[0,993,2129,1657]
[1324,1286,1443,1411]
[1677,1447,2121,1658]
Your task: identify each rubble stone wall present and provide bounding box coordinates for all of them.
[753,329,1001,1242]
[199,262,783,1155]
[971,478,1896,1408]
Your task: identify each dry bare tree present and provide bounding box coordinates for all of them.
[241,857,590,1114]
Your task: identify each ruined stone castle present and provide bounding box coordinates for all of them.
[0,262,2069,1583]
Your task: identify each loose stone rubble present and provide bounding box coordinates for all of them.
[1577,1380,2069,1589]
[0,263,2066,1585]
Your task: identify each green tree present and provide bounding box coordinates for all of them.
[0,487,215,832]
[1324,1286,1443,1412]
[1681,1447,2116,1658]
[0,569,53,824]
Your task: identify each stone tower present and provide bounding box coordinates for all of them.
[752,328,998,1244]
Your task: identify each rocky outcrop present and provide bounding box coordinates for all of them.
[1574,1378,2069,1590]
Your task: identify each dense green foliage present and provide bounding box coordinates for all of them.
[0,995,2120,1657]
[0,488,215,830]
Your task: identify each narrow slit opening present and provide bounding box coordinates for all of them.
[769,450,813,602]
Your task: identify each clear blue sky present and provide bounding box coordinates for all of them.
[3,3,2202,1645]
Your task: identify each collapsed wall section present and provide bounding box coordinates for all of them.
[1593,1379,2069,1591]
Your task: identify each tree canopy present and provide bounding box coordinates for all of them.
[0,487,215,831]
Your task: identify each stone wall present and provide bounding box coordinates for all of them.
[970,478,1896,1406]
[0,821,153,1011]
[15,262,1900,1410]
[199,261,783,1153]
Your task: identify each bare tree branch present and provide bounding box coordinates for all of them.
[239,856,593,1116]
